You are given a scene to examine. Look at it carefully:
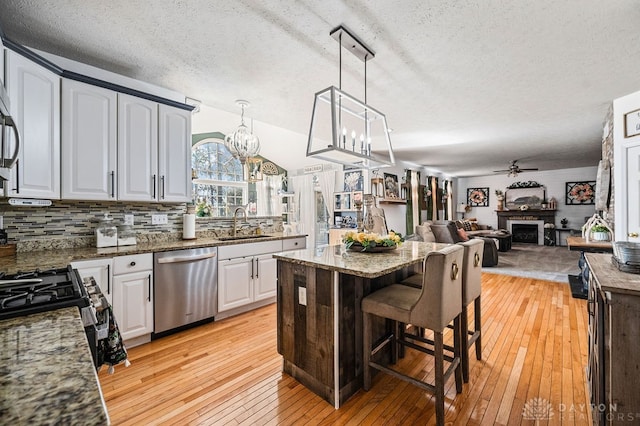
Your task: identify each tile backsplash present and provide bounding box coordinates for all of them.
[0,200,283,252]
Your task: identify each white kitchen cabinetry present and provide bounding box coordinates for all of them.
[158,104,192,202]
[112,253,153,343]
[118,94,158,201]
[62,80,191,202]
[217,238,306,315]
[5,50,60,199]
[71,257,113,306]
[61,79,117,200]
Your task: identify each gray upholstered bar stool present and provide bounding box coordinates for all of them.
[400,239,484,383]
[362,245,464,426]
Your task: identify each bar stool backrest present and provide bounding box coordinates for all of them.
[411,244,464,332]
[460,239,484,306]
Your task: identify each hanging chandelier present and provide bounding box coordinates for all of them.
[225,100,260,164]
[306,25,395,169]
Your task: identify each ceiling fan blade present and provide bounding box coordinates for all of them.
[518,168,538,171]
[493,169,510,173]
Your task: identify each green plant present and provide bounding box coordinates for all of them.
[591,224,609,233]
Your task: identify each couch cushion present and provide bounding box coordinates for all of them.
[431,221,464,244]
[415,224,436,242]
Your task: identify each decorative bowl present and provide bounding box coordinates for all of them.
[348,242,397,253]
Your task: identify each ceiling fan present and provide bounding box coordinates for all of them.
[494,160,538,177]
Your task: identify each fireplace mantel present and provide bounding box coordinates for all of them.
[497,210,556,230]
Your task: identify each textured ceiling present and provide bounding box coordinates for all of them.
[1,0,639,176]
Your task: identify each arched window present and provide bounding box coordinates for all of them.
[192,137,247,217]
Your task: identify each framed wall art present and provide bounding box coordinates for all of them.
[383,173,400,199]
[343,170,363,191]
[566,181,596,205]
[467,187,489,207]
[505,186,545,209]
[624,108,640,138]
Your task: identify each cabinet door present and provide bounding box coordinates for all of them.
[158,104,191,202]
[71,258,113,306]
[112,270,153,341]
[118,93,158,201]
[625,144,640,242]
[61,79,117,200]
[254,254,277,301]
[218,257,253,312]
[5,51,60,198]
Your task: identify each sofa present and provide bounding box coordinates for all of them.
[414,221,499,267]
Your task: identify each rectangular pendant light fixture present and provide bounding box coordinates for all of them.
[306,26,395,169]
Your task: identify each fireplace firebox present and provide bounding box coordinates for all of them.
[512,224,539,244]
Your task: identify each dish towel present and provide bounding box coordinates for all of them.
[98,306,130,374]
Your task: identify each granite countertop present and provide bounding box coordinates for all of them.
[0,233,306,274]
[273,241,452,279]
[0,307,109,425]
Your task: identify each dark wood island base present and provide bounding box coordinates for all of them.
[274,242,451,407]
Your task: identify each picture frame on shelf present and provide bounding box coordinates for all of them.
[565,181,596,205]
[383,173,400,199]
[467,187,489,207]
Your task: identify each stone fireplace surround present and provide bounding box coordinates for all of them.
[497,210,556,246]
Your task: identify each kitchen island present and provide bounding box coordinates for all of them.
[0,307,109,425]
[273,241,451,408]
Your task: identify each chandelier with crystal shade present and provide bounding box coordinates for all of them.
[306,25,395,169]
[225,100,260,164]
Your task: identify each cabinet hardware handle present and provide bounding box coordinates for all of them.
[152,174,157,199]
[110,171,115,198]
[12,159,20,193]
[161,175,165,199]
[256,258,259,278]
[629,232,639,238]
[130,261,136,267]
[251,258,254,279]
[107,264,111,294]
[148,274,151,302]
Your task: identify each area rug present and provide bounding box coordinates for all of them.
[483,243,581,283]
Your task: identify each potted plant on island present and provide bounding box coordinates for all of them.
[591,224,611,241]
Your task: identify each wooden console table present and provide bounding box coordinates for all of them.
[566,236,613,253]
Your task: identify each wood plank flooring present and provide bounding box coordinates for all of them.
[98,273,590,425]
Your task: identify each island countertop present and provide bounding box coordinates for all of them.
[0,307,109,425]
[273,241,452,278]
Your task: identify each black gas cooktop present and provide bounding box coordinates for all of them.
[0,266,89,320]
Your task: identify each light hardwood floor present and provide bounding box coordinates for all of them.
[98,273,590,425]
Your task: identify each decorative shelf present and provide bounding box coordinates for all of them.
[379,199,406,204]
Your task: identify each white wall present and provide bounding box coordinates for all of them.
[456,166,598,230]
[192,104,331,172]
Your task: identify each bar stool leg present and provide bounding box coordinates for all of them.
[363,311,372,391]
[475,296,482,360]
[398,321,405,359]
[434,331,445,426]
[453,315,463,393]
[391,320,398,364]
[461,305,470,383]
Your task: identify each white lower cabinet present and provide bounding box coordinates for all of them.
[218,257,254,312]
[73,254,153,343]
[71,257,113,306]
[254,254,278,301]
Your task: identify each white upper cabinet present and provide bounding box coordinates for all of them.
[61,79,117,200]
[5,50,60,199]
[118,94,158,201]
[158,104,191,202]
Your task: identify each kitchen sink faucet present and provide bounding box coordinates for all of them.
[232,206,248,237]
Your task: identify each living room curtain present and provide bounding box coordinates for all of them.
[443,179,453,220]
[426,176,440,221]
[404,170,420,236]
[405,169,413,235]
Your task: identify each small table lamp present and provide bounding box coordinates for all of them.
[457,203,469,219]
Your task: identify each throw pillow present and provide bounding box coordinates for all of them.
[460,220,473,231]
[470,222,479,231]
[415,224,436,242]
[457,228,470,241]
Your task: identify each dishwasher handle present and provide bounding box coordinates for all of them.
[157,251,217,264]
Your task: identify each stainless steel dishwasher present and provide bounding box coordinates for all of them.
[153,246,217,335]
